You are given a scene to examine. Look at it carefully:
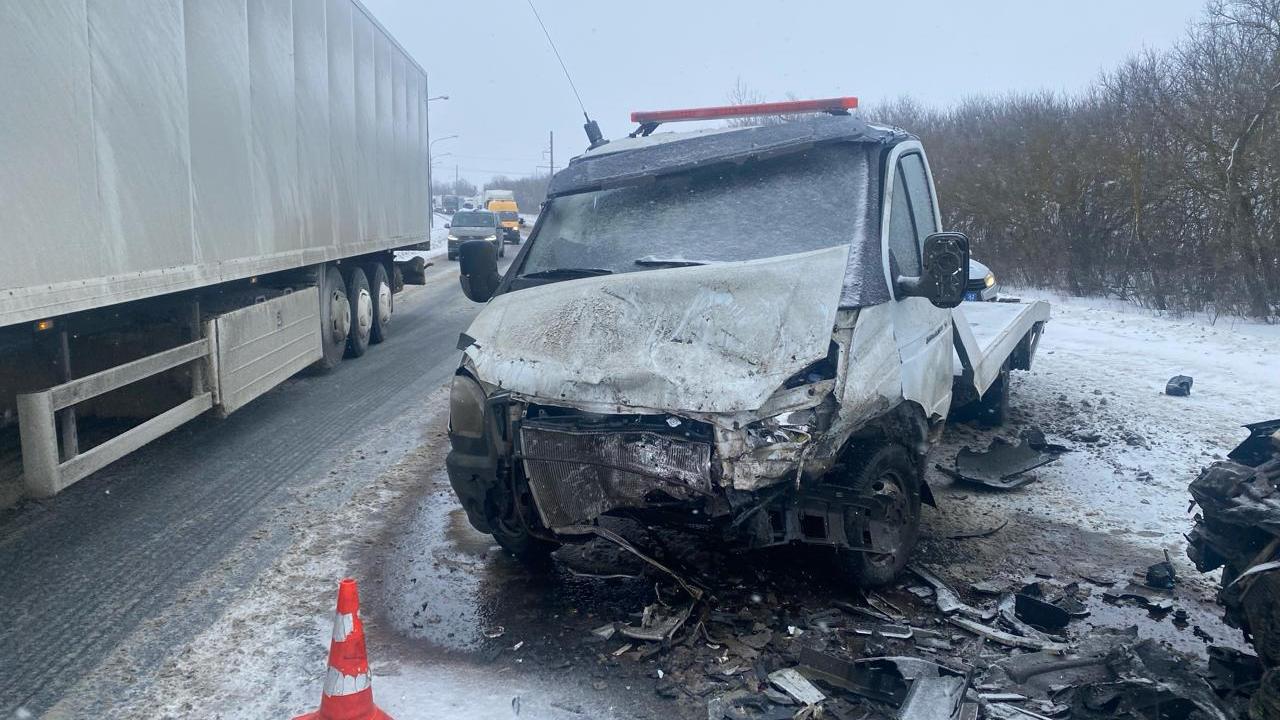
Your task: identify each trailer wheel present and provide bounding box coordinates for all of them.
[838,443,922,587]
[314,265,350,371]
[364,262,392,344]
[344,266,372,358]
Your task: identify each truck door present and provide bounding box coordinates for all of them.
[882,143,953,419]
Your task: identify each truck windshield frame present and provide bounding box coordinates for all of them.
[509,144,870,289]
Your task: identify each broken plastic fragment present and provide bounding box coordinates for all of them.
[767,668,825,706]
[938,436,1063,490]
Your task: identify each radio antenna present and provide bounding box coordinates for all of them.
[525,0,607,149]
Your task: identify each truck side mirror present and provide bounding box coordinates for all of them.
[444,222,451,229]
[896,232,969,309]
[518,217,526,226]
[458,240,501,303]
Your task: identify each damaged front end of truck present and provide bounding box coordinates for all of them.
[445,115,939,583]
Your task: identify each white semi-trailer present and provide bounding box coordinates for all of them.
[0,0,431,498]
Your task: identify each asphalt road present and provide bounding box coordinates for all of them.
[0,250,514,716]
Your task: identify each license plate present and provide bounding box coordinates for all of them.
[964,291,979,301]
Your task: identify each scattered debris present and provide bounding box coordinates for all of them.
[767,668,825,706]
[899,675,965,720]
[937,435,1064,490]
[483,625,506,639]
[948,616,1068,651]
[1165,374,1194,396]
[946,519,1009,540]
[1021,428,1071,454]
[1101,582,1173,613]
[591,623,617,640]
[1144,550,1177,589]
[1013,592,1070,631]
[620,601,693,643]
[910,564,997,621]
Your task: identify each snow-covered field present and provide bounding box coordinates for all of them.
[73,291,1280,719]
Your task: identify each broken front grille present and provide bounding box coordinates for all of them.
[520,419,713,529]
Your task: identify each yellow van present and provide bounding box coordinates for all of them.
[487,199,522,244]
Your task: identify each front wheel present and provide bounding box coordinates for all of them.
[487,488,559,566]
[837,443,922,587]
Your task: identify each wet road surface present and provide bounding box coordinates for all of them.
[0,251,513,716]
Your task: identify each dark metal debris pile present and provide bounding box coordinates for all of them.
[1187,419,1280,719]
[566,528,1254,720]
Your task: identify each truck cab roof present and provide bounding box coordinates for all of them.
[550,114,909,199]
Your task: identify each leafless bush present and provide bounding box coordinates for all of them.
[867,0,1279,319]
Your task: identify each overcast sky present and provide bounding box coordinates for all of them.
[360,0,1208,187]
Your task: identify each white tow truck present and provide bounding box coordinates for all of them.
[445,98,1049,585]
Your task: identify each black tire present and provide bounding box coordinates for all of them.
[492,521,558,566]
[497,240,505,259]
[838,443,922,587]
[977,365,1010,426]
[313,265,349,371]
[364,261,392,344]
[448,252,457,261]
[487,488,559,566]
[344,266,372,358]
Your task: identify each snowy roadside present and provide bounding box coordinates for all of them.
[80,386,621,720]
[920,290,1280,655]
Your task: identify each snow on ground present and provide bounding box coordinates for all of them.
[84,291,1279,718]
[920,290,1280,655]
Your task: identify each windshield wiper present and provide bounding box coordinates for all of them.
[520,267,615,279]
[634,257,712,267]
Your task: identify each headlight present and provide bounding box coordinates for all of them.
[449,374,487,439]
[484,234,497,240]
[448,234,459,241]
[984,272,996,288]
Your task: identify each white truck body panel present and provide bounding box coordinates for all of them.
[210,289,323,414]
[0,0,429,329]
[952,300,1052,395]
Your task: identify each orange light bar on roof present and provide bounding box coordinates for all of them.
[631,97,858,125]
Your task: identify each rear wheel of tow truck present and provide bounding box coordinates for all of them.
[314,265,350,371]
[364,261,392,344]
[344,266,372,358]
[838,443,922,587]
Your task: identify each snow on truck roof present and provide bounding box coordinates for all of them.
[550,114,909,198]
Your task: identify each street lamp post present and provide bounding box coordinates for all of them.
[424,94,450,228]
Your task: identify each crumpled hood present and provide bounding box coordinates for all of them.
[461,245,850,414]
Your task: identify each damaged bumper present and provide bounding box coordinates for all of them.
[520,416,715,528]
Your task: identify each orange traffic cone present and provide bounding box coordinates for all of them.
[293,578,393,720]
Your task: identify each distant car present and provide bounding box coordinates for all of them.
[966,259,998,301]
[446,210,505,261]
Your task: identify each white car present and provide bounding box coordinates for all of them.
[967,259,998,301]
